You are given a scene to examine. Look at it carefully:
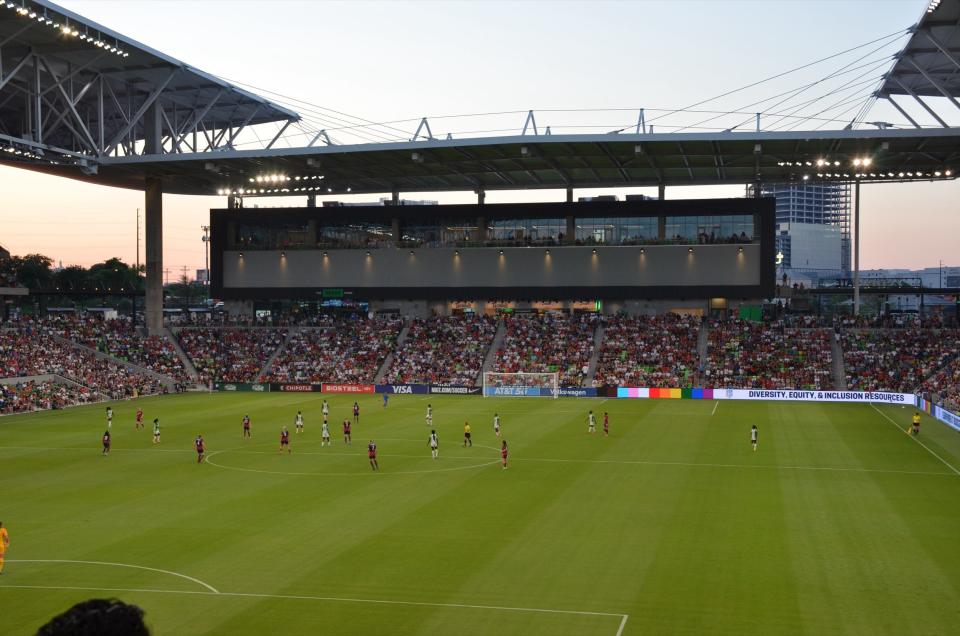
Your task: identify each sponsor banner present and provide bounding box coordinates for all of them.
[431,385,482,395]
[919,397,960,433]
[617,387,915,405]
[321,383,375,394]
[558,387,598,398]
[273,383,321,392]
[216,382,270,392]
[484,386,542,397]
[375,384,430,395]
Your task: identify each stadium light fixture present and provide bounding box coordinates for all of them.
[738,247,744,253]
[852,159,861,167]
[816,159,825,167]
[454,250,460,256]
[281,251,286,258]
[499,250,505,255]
[592,248,597,254]
[238,252,243,258]
[688,247,694,253]
[802,175,809,181]
[545,249,550,255]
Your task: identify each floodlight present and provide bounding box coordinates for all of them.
[816,159,825,167]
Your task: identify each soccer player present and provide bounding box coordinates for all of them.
[321,420,331,446]
[587,410,596,434]
[368,440,379,471]
[463,421,472,447]
[295,410,304,434]
[152,418,161,445]
[751,425,758,452]
[912,411,921,436]
[0,520,8,575]
[493,413,501,438]
[135,408,144,430]
[343,419,352,445]
[353,401,360,424]
[429,430,439,459]
[242,414,251,439]
[280,426,291,454]
[382,392,389,408]
[101,430,111,456]
[196,434,205,463]
[501,440,508,470]
[426,404,433,426]
[603,412,610,437]
[106,406,113,430]
[322,399,330,425]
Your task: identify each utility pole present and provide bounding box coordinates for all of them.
[201,225,210,287]
[136,208,140,272]
[180,265,190,283]
[163,268,171,285]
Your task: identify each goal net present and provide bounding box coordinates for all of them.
[482,371,560,398]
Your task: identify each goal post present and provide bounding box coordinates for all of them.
[482,371,560,398]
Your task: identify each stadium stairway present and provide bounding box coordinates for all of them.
[830,332,847,390]
[583,323,605,387]
[46,333,176,392]
[163,327,200,385]
[477,318,507,385]
[697,321,710,384]
[374,319,411,384]
[257,327,299,381]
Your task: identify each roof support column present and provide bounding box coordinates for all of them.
[853,178,861,316]
[477,188,486,205]
[145,102,162,155]
[566,187,573,203]
[658,183,665,200]
[145,178,164,335]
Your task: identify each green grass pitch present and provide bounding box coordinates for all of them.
[2,393,960,635]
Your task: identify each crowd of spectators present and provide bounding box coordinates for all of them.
[0,380,97,414]
[923,357,960,412]
[176,328,287,383]
[263,315,403,384]
[841,329,960,393]
[41,314,190,383]
[705,320,834,390]
[593,314,700,388]
[493,313,599,387]
[386,315,497,386]
[0,330,165,401]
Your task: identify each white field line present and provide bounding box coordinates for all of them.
[204,450,500,477]
[512,455,955,477]
[0,583,628,628]
[6,559,218,593]
[871,404,960,477]
[711,401,718,416]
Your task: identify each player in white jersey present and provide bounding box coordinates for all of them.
[751,425,758,451]
[295,410,304,433]
[425,404,433,426]
[321,399,330,424]
[321,421,331,446]
[428,430,439,459]
[106,407,113,430]
[493,413,501,438]
[152,418,161,444]
[587,410,596,434]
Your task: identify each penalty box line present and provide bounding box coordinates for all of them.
[0,584,629,632]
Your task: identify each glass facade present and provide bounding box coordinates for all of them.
[318,221,392,248]
[235,223,311,250]
[488,218,564,245]
[402,220,478,247]
[574,217,658,245]
[664,215,755,244]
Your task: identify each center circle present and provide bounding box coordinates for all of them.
[204,437,500,476]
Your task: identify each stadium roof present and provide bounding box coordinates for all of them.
[877,0,960,109]
[0,0,297,159]
[63,127,960,195]
[0,0,958,197]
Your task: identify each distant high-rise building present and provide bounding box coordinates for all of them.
[757,183,851,274]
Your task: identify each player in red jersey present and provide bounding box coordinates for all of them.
[242,414,251,439]
[279,426,291,454]
[195,435,205,463]
[101,430,111,456]
[135,408,144,430]
[352,402,360,425]
[343,419,352,445]
[368,440,379,471]
[501,440,508,470]
[603,412,610,437]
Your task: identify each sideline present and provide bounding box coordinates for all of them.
[870,404,960,477]
[5,559,219,593]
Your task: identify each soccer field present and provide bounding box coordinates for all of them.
[1,393,959,635]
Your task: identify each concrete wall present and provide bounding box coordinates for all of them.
[223,244,761,296]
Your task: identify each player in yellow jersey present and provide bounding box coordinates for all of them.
[463,422,472,447]
[911,412,921,436]
[0,521,9,575]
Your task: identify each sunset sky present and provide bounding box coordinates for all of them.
[2,0,957,276]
